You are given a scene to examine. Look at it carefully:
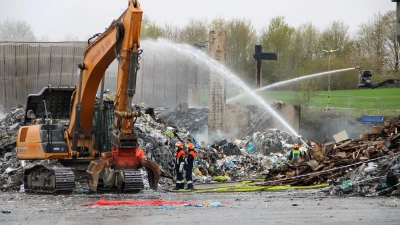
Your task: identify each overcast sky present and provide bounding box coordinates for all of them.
[0,0,396,41]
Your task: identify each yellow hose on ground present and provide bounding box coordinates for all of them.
[190,182,329,193]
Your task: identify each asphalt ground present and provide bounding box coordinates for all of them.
[1,187,399,225]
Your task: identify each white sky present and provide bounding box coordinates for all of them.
[0,0,396,41]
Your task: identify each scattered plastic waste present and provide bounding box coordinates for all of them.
[155,205,176,210]
[183,204,203,207]
[210,202,224,207]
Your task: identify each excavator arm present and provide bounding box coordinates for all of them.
[370,78,400,89]
[67,0,143,156]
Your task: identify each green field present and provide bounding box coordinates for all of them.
[225,88,400,118]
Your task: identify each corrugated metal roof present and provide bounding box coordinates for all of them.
[333,130,349,143]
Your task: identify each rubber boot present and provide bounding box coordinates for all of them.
[187,183,194,190]
[172,183,180,190]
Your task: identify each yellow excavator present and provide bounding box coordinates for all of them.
[16,0,161,193]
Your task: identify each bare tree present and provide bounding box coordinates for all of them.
[381,10,399,74]
[0,19,36,41]
[62,33,81,41]
[357,13,385,73]
[162,22,181,42]
[356,11,399,75]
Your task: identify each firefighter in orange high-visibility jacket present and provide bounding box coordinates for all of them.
[173,141,186,190]
[185,143,197,190]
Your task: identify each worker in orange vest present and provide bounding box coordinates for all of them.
[173,141,186,190]
[185,143,197,190]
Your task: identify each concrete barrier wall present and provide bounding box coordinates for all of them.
[225,104,300,138]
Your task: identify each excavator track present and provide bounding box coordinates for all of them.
[96,169,144,193]
[123,169,144,192]
[23,164,75,194]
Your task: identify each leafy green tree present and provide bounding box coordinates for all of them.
[141,15,164,40]
[259,16,295,83]
[225,19,257,81]
[292,79,319,115]
[178,18,209,43]
[0,19,36,41]
[260,16,294,56]
[210,17,257,82]
[319,20,353,60]
[291,22,320,63]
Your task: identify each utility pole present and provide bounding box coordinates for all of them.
[322,48,338,110]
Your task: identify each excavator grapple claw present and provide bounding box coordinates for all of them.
[87,160,111,192]
[141,159,161,190]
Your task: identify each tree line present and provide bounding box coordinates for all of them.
[140,11,399,91]
[1,10,399,91]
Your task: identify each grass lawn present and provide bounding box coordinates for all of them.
[225,87,400,118]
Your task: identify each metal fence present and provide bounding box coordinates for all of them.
[0,42,86,112]
[0,41,211,113]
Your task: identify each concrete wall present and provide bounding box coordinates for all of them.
[224,103,300,139]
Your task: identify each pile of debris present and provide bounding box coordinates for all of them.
[3,101,398,196]
[135,104,300,183]
[0,105,25,191]
[264,116,400,196]
[0,103,300,192]
[0,105,24,156]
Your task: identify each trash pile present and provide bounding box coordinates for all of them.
[135,103,300,184]
[0,105,24,156]
[0,105,25,191]
[0,103,301,192]
[264,116,400,196]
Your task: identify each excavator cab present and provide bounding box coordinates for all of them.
[358,69,373,88]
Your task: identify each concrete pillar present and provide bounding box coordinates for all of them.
[208,30,226,141]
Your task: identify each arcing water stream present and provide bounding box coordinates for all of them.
[227,68,354,104]
[145,39,300,136]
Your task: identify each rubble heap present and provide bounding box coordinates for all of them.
[0,103,299,192]
[264,116,400,196]
[0,105,24,156]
